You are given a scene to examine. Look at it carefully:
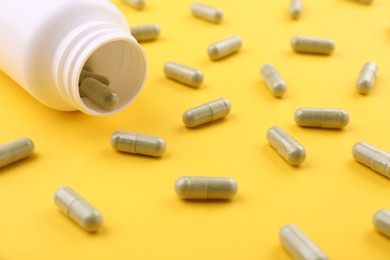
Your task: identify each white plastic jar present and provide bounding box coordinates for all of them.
[0,0,147,116]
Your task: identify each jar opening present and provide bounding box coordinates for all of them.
[77,39,147,115]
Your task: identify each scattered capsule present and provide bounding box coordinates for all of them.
[290,0,302,19]
[260,64,287,98]
[55,186,103,232]
[373,209,390,238]
[352,142,390,178]
[111,131,166,157]
[131,24,160,42]
[267,126,306,166]
[356,62,378,94]
[175,176,238,200]
[163,61,204,88]
[294,108,350,129]
[79,77,119,110]
[183,98,231,127]
[123,0,145,9]
[79,70,109,86]
[280,224,329,260]
[0,138,34,168]
[291,36,335,55]
[207,36,242,61]
[191,3,223,23]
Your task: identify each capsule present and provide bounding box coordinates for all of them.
[55,186,103,232]
[79,77,119,110]
[290,0,302,19]
[79,70,109,86]
[207,36,242,60]
[352,142,390,178]
[260,64,287,98]
[373,209,390,238]
[111,131,166,157]
[131,24,160,42]
[267,126,306,166]
[291,36,335,55]
[183,98,231,127]
[123,0,145,9]
[0,138,34,168]
[163,61,204,88]
[294,108,350,129]
[175,176,238,199]
[191,3,223,23]
[356,62,378,94]
[280,224,329,260]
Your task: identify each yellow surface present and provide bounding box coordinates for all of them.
[1,0,390,259]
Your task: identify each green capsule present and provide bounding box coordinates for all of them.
[175,176,238,199]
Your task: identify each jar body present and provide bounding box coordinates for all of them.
[0,0,147,115]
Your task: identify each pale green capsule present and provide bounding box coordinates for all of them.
[79,77,119,110]
[55,186,103,232]
[260,64,287,98]
[182,98,231,127]
[207,36,242,60]
[191,3,223,23]
[164,61,204,88]
[280,224,329,260]
[0,138,34,168]
[352,142,390,178]
[111,131,166,157]
[267,126,306,166]
[294,108,349,128]
[123,0,145,9]
[373,209,390,238]
[291,36,335,55]
[131,24,160,42]
[356,62,378,94]
[290,0,302,19]
[175,176,238,199]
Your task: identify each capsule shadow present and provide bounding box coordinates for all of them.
[55,211,108,236]
[261,144,305,171]
[259,81,286,100]
[158,77,202,92]
[289,50,332,56]
[348,159,390,185]
[177,198,236,204]
[112,149,167,160]
[388,28,390,42]
[295,126,346,132]
[255,79,283,102]
[138,38,162,45]
[206,48,244,63]
[190,17,223,26]
[352,89,371,98]
[207,53,239,62]
[368,228,390,252]
[285,49,333,59]
[0,154,37,174]
[182,116,232,130]
[342,0,373,6]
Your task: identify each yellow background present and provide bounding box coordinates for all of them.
[0,0,390,259]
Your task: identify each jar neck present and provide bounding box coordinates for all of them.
[53,21,147,116]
